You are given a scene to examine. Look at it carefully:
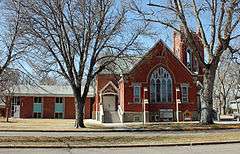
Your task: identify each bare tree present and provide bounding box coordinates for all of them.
[132,0,240,124]
[214,51,240,115]
[11,0,150,128]
[0,1,27,122]
[0,1,26,76]
[0,69,19,122]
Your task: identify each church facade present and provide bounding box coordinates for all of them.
[1,31,204,123]
[94,31,204,122]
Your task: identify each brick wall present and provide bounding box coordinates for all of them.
[94,74,120,113]
[173,31,204,75]
[18,96,93,119]
[63,97,75,119]
[20,96,34,118]
[0,108,5,117]
[43,97,55,118]
[121,41,199,120]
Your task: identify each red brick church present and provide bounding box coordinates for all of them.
[1,30,204,123]
[94,30,204,122]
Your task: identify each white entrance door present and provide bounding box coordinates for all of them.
[13,105,20,118]
[102,96,115,111]
[11,97,20,118]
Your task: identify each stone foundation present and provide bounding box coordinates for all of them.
[94,110,199,123]
[123,112,149,122]
[192,111,199,121]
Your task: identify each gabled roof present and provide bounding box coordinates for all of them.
[100,55,141,75]
[126,39,194,76]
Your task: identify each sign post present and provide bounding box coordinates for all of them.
[176,87,181,122]
[142,87,148,129]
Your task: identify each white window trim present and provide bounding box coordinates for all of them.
[181,83,189,103]
[55,97,65,119]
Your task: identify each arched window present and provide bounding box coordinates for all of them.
[150,67,173,103]
[186,48,192,70]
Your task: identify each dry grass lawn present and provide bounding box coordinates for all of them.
[0,118,92,130]
[0,117,240,131]
[127,122,240,130]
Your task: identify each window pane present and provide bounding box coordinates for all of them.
[167,79,172,102]
[34,97,42,103]
[162,79,166,102]
[134,85,140,103]
[150,79,155,103]
[134,87,140,96]
[34,97,37,103]
[181,86,188,103]
[56,97,63,103]
[55,113,63,119]
[156,79,161,102]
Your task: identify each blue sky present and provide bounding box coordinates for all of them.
[0,0,239,81]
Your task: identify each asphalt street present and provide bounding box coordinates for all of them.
[0,143,240,154]
[0,129,239,137]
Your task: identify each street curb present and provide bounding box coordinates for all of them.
[0,140,240,148]
[0,128,240,133]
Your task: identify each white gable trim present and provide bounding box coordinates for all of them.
[99,81,118,94]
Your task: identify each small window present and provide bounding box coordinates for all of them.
[34,97,42,103]
[186,49,192,70]
[55,112,63,119]
[56,97,63,103]
[33,112,42,118]
[181,85,189,103]
[133,85,141,103]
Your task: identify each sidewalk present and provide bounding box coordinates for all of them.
[1,140,240,148]
[1,118,240,148]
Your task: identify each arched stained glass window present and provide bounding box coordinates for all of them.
[150,67,172,103]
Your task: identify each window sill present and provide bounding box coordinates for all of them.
[128,102,142,104]
[149,102,174,104]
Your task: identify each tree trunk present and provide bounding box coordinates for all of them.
[6,107,9,123]
[222,97,227,115]
[237,102,240,114]
[74,90,85,128]
[219,102,222,115]
[200,66,217,124]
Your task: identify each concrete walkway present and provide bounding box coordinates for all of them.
[85,119,240,128]
[0,128,240,137]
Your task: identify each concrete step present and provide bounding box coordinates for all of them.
[104,111,121,123]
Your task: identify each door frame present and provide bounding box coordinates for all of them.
[11,96,20,118]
